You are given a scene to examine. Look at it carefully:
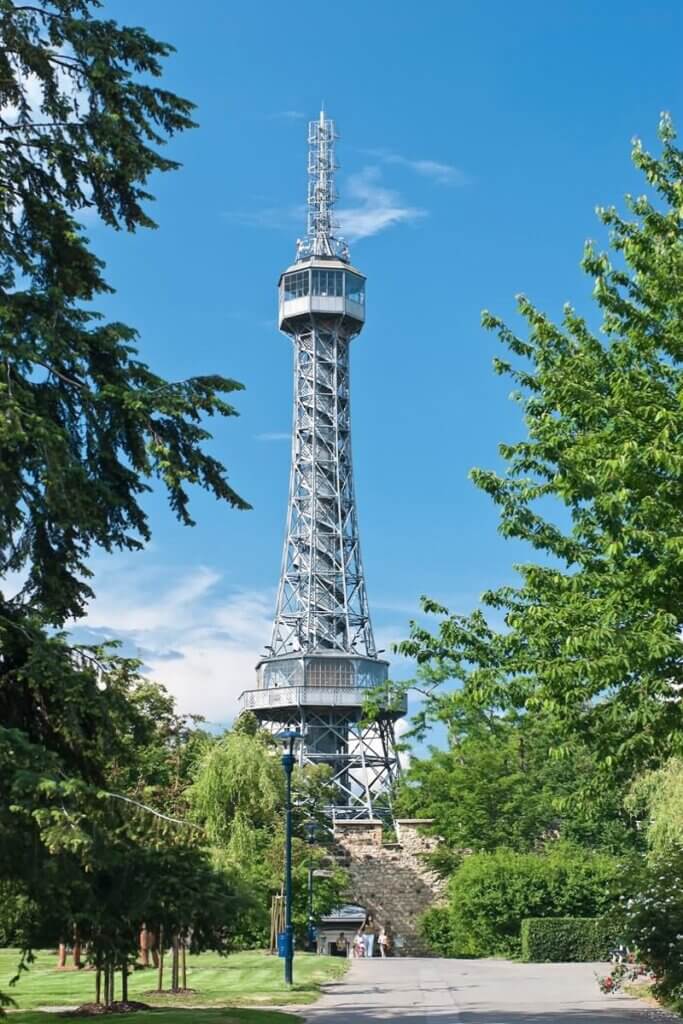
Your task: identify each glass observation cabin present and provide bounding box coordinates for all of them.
[240,655,401,716]
[256,654,388,692]
[278,258,366,331]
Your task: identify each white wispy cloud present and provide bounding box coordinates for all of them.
[224,165,425,244]
[268,110,306,121]
[394,716,412,769]
[255,431,290,442]
[69,558,275,726]
[363,148,469,186]
[337,167,425,242]
[2,73,44,125]
[66,554,416,729]
[222,204,303,230]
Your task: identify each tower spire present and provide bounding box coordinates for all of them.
[296,109,349,262]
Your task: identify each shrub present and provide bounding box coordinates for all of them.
[618,849,683,999]
[420,906,456,956]
[521,917,615,962]
[434,844,625,958]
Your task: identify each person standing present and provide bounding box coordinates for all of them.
[378,924,390,958]
[363,914,376,958]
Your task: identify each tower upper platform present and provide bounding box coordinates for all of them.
[278,257,365,332]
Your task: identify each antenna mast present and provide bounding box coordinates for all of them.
[296,110,349,262]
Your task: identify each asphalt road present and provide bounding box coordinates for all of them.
[302,958,680,1024]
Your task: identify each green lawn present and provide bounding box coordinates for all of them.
[12,1013,297,1024]
[1,948,348,1012]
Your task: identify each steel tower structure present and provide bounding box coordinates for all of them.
[239,111,405,819]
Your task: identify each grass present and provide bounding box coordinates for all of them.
[0,948,348,1013]
[10,1013,298,1024]
[624,980,683,1018]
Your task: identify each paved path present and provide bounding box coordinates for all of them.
[302,958,680,1024]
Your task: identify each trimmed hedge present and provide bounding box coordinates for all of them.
[521,917,615,962]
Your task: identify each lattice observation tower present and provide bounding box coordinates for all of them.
[239,111,404,819]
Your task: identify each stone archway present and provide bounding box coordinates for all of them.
[333,819,446,956]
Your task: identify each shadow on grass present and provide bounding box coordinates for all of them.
[10,1009,303,1024]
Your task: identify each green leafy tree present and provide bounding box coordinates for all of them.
[1,640,250,1006]
[396,696,639,861]
[0,0,248,624]
[397,115,683,778]
[616,759,683,998]
[626,757,683,858]
[190,729,283,858]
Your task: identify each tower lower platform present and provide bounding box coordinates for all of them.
[240,653,405,820]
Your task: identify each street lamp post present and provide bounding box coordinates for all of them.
[276,730,302,986]
[305,821,316,952]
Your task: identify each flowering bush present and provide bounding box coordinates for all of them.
[596,961,655,995]
[617,849,683,998]
[597,969,619,994]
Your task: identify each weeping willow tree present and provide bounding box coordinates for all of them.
[627,758,683,859]
[189,728,346,949]
[189,730,282,859]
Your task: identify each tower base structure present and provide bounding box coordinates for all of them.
[239,653,405,820]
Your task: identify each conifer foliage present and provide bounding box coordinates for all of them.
[0,0,248,624]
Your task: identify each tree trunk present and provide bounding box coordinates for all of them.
[181,938,187,990]
[57,943,67,969]
[121,958,128,1003]
[73,940,82,969]
[103,963,109,1008]
[157,926,165,992]
[109,961,115,1006]
[95,964,102,1005]
[171,934,179,992]
[139,924,149,966]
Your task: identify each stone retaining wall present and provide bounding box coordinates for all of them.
[333,818,446,956]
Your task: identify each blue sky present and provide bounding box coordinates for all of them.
[75,0,682,729]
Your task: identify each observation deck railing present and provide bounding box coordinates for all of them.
[239,684,407,716]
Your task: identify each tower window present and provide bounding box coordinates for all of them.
[345,273,365,305]
[312,269,343,297]
[284,271,309,300]
[305,659,355,688]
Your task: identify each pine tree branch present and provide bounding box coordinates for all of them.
[102,791,204,830]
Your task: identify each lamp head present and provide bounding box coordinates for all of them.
[275,729,304,759]
[275,730,304,744]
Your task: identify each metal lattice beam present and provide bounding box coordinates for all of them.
[271,322,375,658]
